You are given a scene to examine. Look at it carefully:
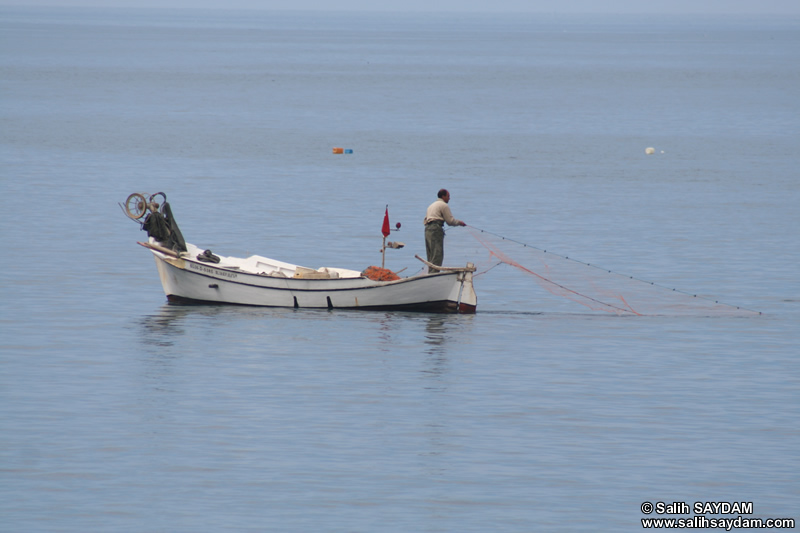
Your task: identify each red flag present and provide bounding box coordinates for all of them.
[381,206,391,238]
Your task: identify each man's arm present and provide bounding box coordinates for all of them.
[442,205,466,226]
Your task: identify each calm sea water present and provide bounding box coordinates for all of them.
[1,7,798,531]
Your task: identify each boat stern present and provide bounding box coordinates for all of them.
[456,263,478,313]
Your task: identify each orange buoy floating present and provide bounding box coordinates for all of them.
[332,147,344,154]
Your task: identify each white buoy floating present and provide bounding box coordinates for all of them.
[645,147,656,155]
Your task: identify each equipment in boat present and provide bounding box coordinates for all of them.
[122,192,187,254]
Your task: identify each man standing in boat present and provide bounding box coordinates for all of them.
[424,188,466,273]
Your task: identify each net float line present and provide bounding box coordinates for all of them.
[467,226,640,315]
[465,225,762,316]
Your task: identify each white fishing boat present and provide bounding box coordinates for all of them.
[123,193,477,314]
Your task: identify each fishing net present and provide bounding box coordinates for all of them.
[362,266,401,282]
[443,226,759,316]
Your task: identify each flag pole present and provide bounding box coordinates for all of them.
[381,205,390,269]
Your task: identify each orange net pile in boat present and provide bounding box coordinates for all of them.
[362,266,401,282]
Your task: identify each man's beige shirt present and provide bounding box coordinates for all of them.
[424,198,461,226]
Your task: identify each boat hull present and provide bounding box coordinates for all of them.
[151,252,477,314]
